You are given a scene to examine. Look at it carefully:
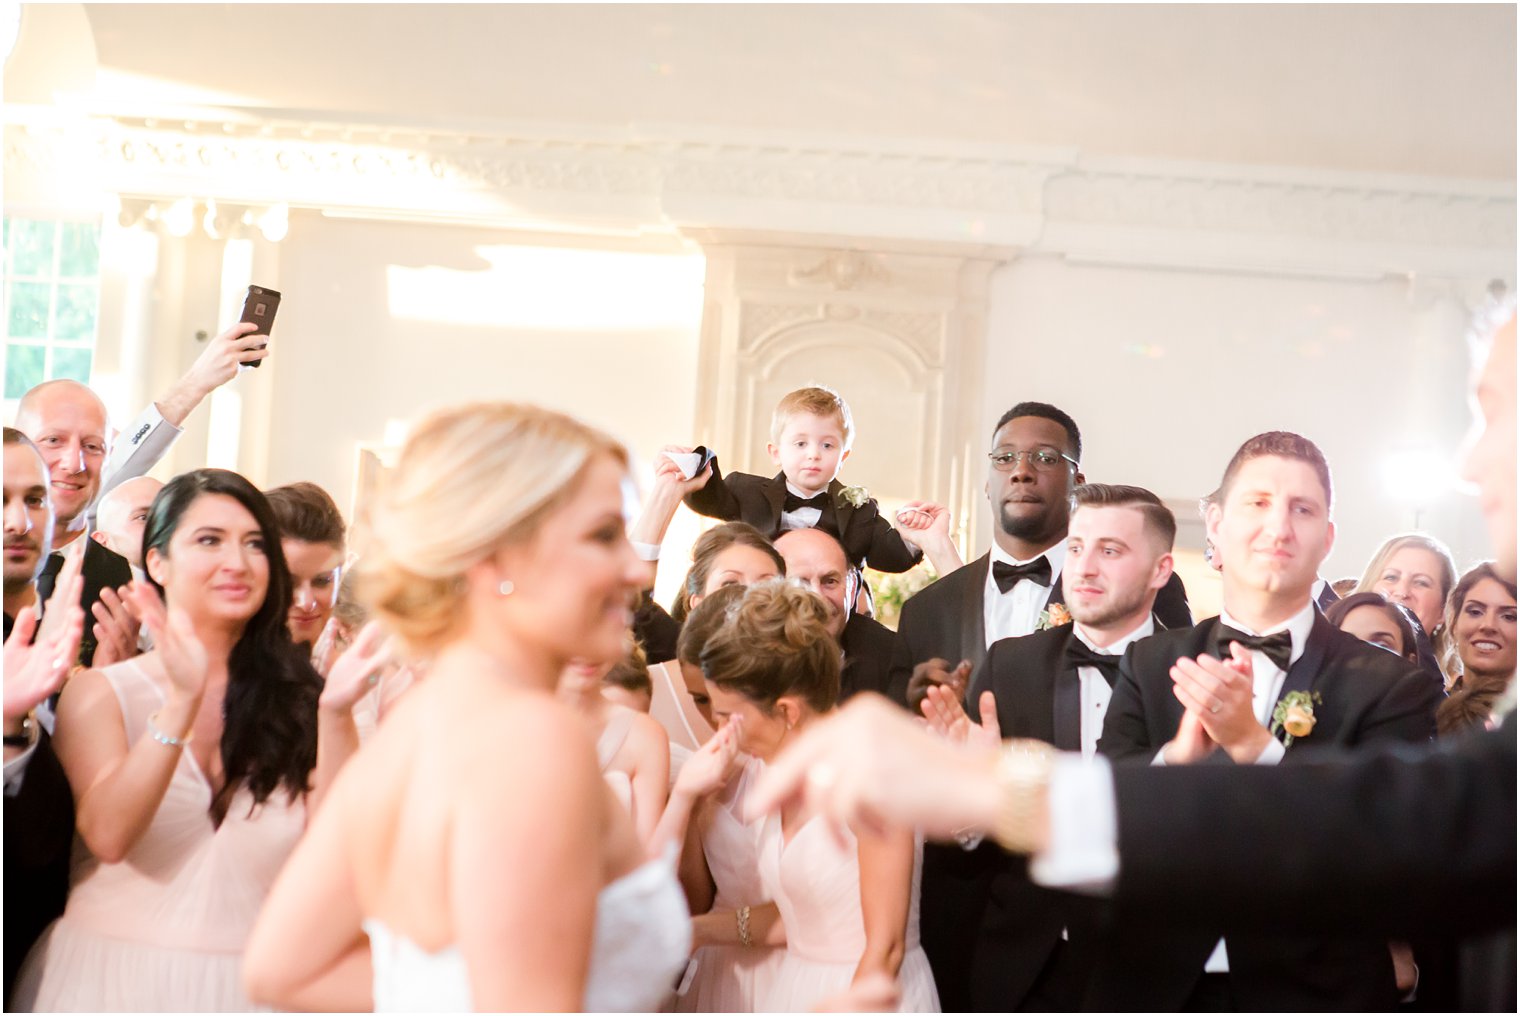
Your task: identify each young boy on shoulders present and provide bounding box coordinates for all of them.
[667,386,962,578]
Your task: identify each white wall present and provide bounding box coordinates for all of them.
[264,213,706,517]
[978,254,1491,593]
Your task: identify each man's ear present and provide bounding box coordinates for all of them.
[90,530,109,548]
[1151,552,1175,591]
[839,448,851,464]
[1073,469,1086,487]
[1205,501,1224,550]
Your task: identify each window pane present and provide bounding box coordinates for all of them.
[6,219,55,276]
[51,345,93,385]
[4,343,45,399]
[7,282,51,338]
[54,284,98,341]
[58,223,100,278]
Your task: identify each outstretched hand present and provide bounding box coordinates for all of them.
[923,686,1002,753]
[906,658,971,715]
[4,604,84,724]
[318,620,396,713]
[655,445,713,494]
[125,582,209,707]
[747,694,1000,843]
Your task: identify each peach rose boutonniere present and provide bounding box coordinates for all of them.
[1036,603,1073,631]
[1270,690,1323,747]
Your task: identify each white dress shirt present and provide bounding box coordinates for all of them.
[1035,599,1319,975]
[778,480,827,533]
[983,542,1067,647]
[1072,616,1154,761]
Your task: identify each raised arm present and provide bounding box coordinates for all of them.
[55,590,208,864]
[307,621,395,812]
[895,501,963,578]
[681,453,743,522]
[632,449,713,586]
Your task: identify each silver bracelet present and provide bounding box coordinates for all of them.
[147,711,192,748]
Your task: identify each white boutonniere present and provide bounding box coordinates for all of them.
[837,484,869,509]
[1036,603,1073,631]
[1270,690,1322,746]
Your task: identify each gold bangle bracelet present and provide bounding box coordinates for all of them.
[990,738,1055,855]
[736,905,753,947]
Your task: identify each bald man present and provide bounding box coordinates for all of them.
[91,476,162,573]
[775,528,901,702]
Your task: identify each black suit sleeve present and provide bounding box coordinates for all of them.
[1152,570,1192,629]
[680,454,743,521]
[857,503,923,574]
[1111,720,1517,939]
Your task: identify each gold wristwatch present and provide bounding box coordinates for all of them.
[990,738,1056,855]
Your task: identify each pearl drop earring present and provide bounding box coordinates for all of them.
[498,580,515,597]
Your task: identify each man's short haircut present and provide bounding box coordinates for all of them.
[992,401,1082,463]
[1072,483,1176,552]
[1218,431,1334,512]
[770,385,854,450]
[265,481,346,549]
[3,426,40,454]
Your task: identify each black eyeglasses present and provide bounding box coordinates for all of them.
[987,448,1079,473]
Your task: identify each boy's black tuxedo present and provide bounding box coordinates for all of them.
[683,458,921,573]
[1088,611,1445,1011]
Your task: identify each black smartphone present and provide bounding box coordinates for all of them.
[239,285,281,367]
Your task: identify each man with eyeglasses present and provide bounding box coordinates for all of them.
[888,400,1192,1012]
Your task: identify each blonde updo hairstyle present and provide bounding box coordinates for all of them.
[699,578,839,714]
[356,402,627,653]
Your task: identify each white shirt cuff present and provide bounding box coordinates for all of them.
[1028,754,1118,895]
[1254,736,1285,765]
[631,541,662,562]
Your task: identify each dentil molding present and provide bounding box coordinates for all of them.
[4,109,1513,281]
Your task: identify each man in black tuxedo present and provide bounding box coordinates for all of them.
[775,528,900,701]
[954,483,1180,1010]
[1091,431,1443,1011]
[889,400,1191,1010]
[2,429,78,1004]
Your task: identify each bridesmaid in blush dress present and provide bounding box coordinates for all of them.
[13,470,373,1012]
[693,579,940,1013]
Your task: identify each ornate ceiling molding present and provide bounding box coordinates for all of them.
[4,108,1512,281]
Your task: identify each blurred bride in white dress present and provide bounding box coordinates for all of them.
[244,402,690,1011]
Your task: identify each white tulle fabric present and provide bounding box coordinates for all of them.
[12,659,306,1012]
[676,756,783,1013]
[366,849,692,1012]
[756,811,940,1013]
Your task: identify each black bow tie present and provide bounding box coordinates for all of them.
[992,557,1052,594]
[1064,638,1120,686]
[782,491,831,513]
[1217,626,1294,672]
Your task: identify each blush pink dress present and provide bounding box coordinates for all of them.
[756,810,940,1013]
[12,659,307,1012]
[675,756,783,1013]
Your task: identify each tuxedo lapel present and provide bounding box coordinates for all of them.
[827,478,855,540]
[761,472,788,530]
[961,555,990,669]
[1047,627,1082,751]
[1272,613,1331,753]
[1043,580,1065,610]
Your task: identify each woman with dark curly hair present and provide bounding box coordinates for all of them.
[13,468,357,1011]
